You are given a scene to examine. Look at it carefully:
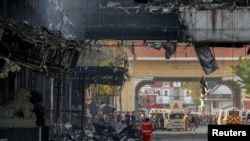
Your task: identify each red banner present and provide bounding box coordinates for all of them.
[146,104,165,109]
[143,94,157,108]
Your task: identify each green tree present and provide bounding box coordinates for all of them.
[232,56,250,98]
[183,82,201,105]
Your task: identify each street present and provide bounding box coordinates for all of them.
[152,126,208,141]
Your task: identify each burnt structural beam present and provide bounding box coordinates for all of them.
[83,8,185,40]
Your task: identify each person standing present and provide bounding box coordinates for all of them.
[189,114,196,134]
[116,111,122,123]
[140,116,154,141]
[159,114,165,131]
[183,113,189,131]
[121,111,126,125]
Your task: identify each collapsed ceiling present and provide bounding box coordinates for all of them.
[82,0,250,47]
[0,17,83,75]
[1,0,250,78]
[0,17,128,85]
[2,0,250,45]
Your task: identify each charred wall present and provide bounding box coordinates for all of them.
[0,0,50,27]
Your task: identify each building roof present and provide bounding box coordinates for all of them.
[209,85,232,94]
[151,82,163,88]
[242,99,250,109]
[201,85,232,100]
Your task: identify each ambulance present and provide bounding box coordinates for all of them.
[166,109,185,131]
[218,107,243,125]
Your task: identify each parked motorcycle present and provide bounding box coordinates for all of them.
[92,122,142,141]
[60,123,83,141]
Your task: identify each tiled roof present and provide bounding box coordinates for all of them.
[242,99,250,109]
[151,82,163,88]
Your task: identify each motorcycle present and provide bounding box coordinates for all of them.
[92,122,142,141]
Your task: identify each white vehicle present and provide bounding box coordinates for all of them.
[148,108,170,130]
[217,107,243,125]
[244,110,250,125]
[148,108,170,117]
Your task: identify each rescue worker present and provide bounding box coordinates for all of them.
[140,116,154,141]
[183,113,189,131]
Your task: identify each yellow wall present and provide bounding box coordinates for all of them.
[121,77,135,111]
[121,59,239,111]
[130,60,236,77]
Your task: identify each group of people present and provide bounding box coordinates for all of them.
[115,111,155,141]
[183,113,197,134]
[114,111,198,140]
[139,113,199,141]
[96,110,214,141]
[95,110,215,141]
[139,113,201,141]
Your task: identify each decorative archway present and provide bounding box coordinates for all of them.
[216,80,242,108]
[133,77,241,111]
